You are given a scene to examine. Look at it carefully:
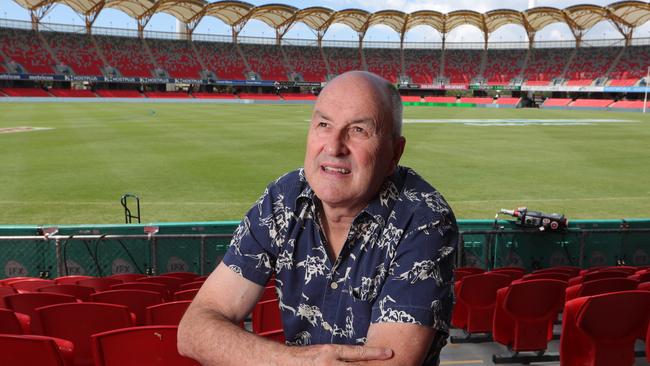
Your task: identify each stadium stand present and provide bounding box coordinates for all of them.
[564,46,618,81]
[0,87,51,97]
[42,31,104,76]
[48,89,97,98]
[522,48,571,82]
[193,41,247,80]
[608,79,638,86]
[192,92,237,99]
[424,96,457,103]
[542,98,572,107]
[495,97,521,105]
[459,97,494,105]
[144,91,191,99]
[145,39,203,79]
[610,100,647,109]
[444,49,482,83]
[323,47,362,77]
[482,49,526,84]
[401,95,421,102]
[239,43,289,81]
[565,79,593,86]
[94,90,143,98]
[0,28,55,74]
[282,45,328,82]
[94,35,156,78]
[403,49,441,84]
[280,93,317,100]
[364,47,402,83]
[570,99,615,107]
[607,45,650,80]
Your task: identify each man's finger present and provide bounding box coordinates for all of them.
[336,345,393,361]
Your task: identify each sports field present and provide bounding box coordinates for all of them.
[1,102,648,224]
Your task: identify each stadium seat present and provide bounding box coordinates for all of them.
[107,273,147,282]
[54,275,94,285]
[0,286,17,309]
[135,276,183,293]
[0,334,74,366]
[91,325,200,366]
[565,277,639,303]
[174,288,199,301]
[161,271,199,283]
[145,300,192,325]
[8,279,56,293]
[260,285,277,302]
[567,269,630,286]
[38,284,95,301]
[4,292,77,334]
[521,272,571,282]
[111,282,170,301]
[560,291,650,366]
[492,279,566,352]
[489,269,524,282]
[456,267,485,274]
[76,277,122,292]
[0,308,30,334]
[178,280,205,291]
[36,302,135,366]
[456,272,512,334]
[251,298,285,343]
[90,289,163,325]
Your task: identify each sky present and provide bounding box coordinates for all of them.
[1,0,650,44]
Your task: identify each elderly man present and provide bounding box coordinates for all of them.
[178,71,457,365]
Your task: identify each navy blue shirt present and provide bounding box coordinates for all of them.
[222,166,457,346]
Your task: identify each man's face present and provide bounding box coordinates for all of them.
[304,77,405,213]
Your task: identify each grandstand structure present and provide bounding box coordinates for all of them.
[1,1,650,110]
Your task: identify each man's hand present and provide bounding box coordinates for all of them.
[290,344,393,366]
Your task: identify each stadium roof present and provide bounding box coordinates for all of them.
[11,0,650,46]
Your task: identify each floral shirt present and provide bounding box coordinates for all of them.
[222,166,457,347]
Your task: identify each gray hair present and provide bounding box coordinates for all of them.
[387,84,403,137]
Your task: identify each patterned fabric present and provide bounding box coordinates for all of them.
[223,166,457,348]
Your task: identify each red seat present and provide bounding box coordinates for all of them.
[493,279,566,352]
[161,272,199,283]
[174,288,199,301]
[4,293,77,334]
[568,270,629,286]
[451,279,467,330]
[8,279,56,293]
[521,272,571,282]
[0,334,74,366]
[252,298,285,343]
[0,308,30,334]
[490,269,524,281]
[560,290,650,366]
[90,289,163,325]
[456,267,485,274]
[37,302,135,366]
[107,273,147,282]
[91,325,199,366]
[54,275,94,285]
[38,284,95,301]
[259,285,277,302]
[0,286,17,309]
[178,280,205,291]
[135,276,183,293]
[145,300,192,325]
[77,277,122,291]
[111,282,170,300]
[565,277,639,303]
[456,272,512,333]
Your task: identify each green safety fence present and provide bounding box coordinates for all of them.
[0,219,648,278]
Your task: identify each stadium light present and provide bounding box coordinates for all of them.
[644,66,650,114]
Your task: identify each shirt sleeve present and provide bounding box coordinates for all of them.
[371,219,457,333]
[221,188,278,286]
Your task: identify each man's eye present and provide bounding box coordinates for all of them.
[317,122,328,128]
[350,126,368,136]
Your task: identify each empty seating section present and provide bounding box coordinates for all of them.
[194,41,246,80]
[565,47,617,81]
[280,93,316,100]
[608,46,650,80]
[324,47,361,76]
[609,79,638,86]
[403,49,441,84]
[238,93,281,100]
[48,89,96,98]
[542,98,572,107]
[95,35,154,78]
[523,48,570,81]
[94,90,143,98]
[570,99,614,107]
[239,43,288,81]
[425,96,456,103]
[495,97,520,105]
[283,45,327,82]
[459,97,493,105]
[146,39,202,79]
[144,91,190,98]
[444,49,482,83]
[0,28,55,74]
[43,32,104,76]
[482,49,526,84]
[192,92,237,99]
[611,100,647,109]
[364,48,401,83]
[566,79,593,86]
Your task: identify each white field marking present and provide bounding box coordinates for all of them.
[403,118,638,126]
[0,126,53,134]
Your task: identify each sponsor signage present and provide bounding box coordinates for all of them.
[521,85,605,92]
[470,84,521,91]
[604,86,649,93]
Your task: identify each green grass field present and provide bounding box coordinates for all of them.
[1,102,649,224]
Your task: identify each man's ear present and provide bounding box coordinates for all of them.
[390,136,406,173]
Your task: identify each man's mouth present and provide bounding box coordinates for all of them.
[321,165,351,174]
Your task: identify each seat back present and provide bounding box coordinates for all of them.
[178,280,205,291]
[145,300,192,325]
[8,279,56,293]
[0,286,17,309]
[0,308,30,334]
[38,284,95,301]
[259,286,277,302]
[76,278,122,292]
[107,273,147,282]
[576,290,650,340]
[521,272,571,282]
[0,334,74,366]
[174,289,199,301]
[37,302,134,366]
[252,299,285,342]
[458,272,512,307]
[54,275,93,285]
[135,276,183,293]
[92,325,199,366]
[504,279,567,320]
[566,277,639,302]
[90,290,163,325]
[4,293,77,334]
[160,272,199,283]
[111,282,169,300]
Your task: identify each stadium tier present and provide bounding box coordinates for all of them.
[364,48,402,83]
[482,49,527,84]
[522,48,572,82]
[193,41,247,80]
[94,89,143,98]
[403,49,441,84]
[443,49,483,83]
[145,38,203,79]
[94,35,156,78]
[323,47,362,77]
[239,43,289,81]
[282,45,328,82]
[570,99,615,107]
[48,89,96,97]
[0,87,51,97]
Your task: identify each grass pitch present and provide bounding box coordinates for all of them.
[0,102,649,224]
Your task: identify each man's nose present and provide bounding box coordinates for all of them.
[324,130,349,156]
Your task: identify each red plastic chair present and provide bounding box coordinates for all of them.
[37,302,135,366]
[135,276,183,293]
[521,272,571,282]
[145,300,192,325]
[161,272,199,283]
[490,269,524,281]
[492,267,526,275]
[560,290,650,366]
[252,298,285,343]
[259,285,277,302]
[456,267,485,274]
[77,277,122,292]
[54,275,94,285]
[628,271,650,283]
[38,284,95,301]
[451,279,468,330]
[0,276,34,286]
[174,288,199,301]
[534,266,580,277]
[111,282,170,300]
[90,290,163,325]
[92,325,200,366]
[456,272,512,333]
[8,279,56,293]
[0,308,30,334]
[568,270,630,286]
[4,293,77,334]
[493,279,566,352]
[565,277,639,303]
[0,334,74,366]
[108,273,147,282]
[178,280,205,291]
[0,286,17,309]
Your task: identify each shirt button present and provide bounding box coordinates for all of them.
[330,282,339,290]
[323,323,332,331]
